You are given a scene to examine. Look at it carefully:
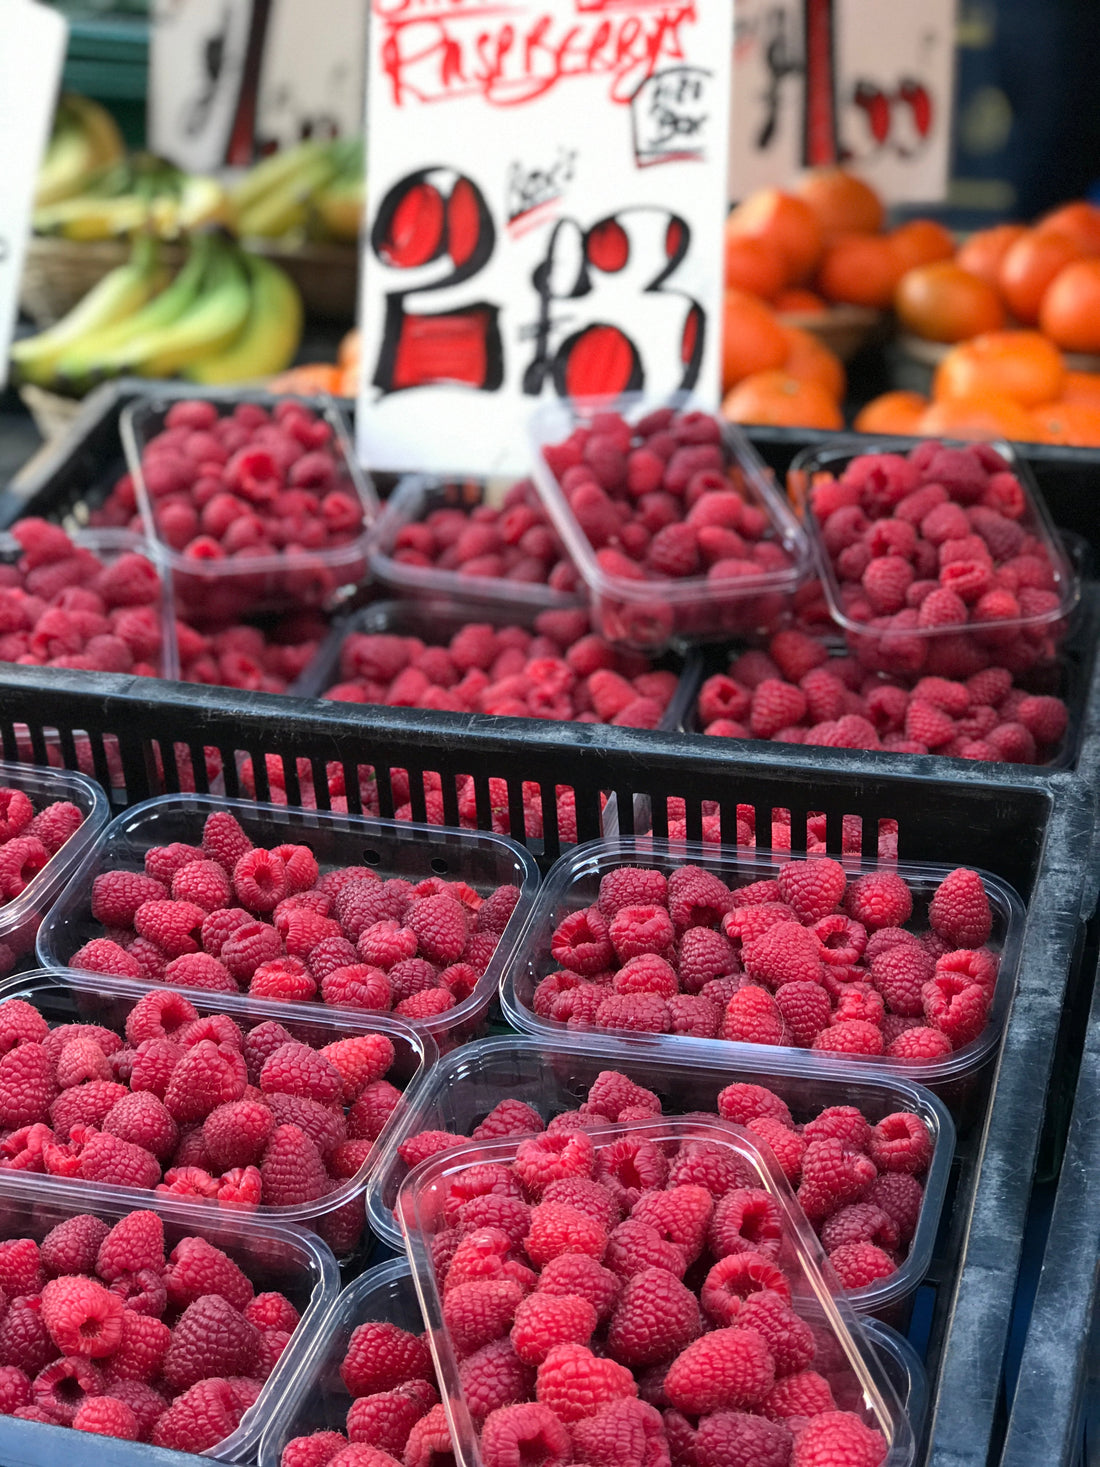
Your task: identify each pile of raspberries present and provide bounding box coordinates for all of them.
[288,1123,892,1467]
[0,986,404,1251]
[384,480,578,593]
[0,787,84,907]
[396,1068,934,1296]
[0,1207,303,1449]
[809,440,1069,675]
[528,858,998,1062]
[696,627,1068,762]
[0,519,163,675]
[323,607,678,729]
[173,611,327,694]
[67,809,523,1027]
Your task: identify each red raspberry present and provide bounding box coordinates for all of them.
[594,1135,669,1210]
[827,1241,897,1289]
[0,836,50,899]
[202,1097,274,1169]
[604,1219,686,1280]
[667,993,720,1037]
[443,1279,524,1357]
[736,1291,815,1376]
[776,858,846,922]
[470,1099,544,1142]
[56,1035,112,1086]
[797,1139,877,1222]
[742,922,824,989]
[664,1326,775,1413]
[261,1123,330,1204]
[812,1020,884,1057]
[867,1172,925,1241]
[524,1201,607,1267]
[31,802,84,855]
[259,1041,342,1105]
[719,987,786,1045]
[90,871,166,926]
[346,1380,436,1453]
[762,1369,836,1423]
[202,811,253,870]
[397,1130,463,1167]
[887,1026,954,1061]
[677,926,738,992]
[667,865,732,932]
[534,1342,636,1423]
[0,1365,31,1415]
[844,871,913,930]
[50,1081,129,1139]
[162,1234,252,1311]
[716,1082,792,1128]
[41,1214,110,1276]
[511,1291,597,1364]
[394,989,456,1020]
[282,1432,350,1467]
[144,843,203,886]
[105,1311,172,1383]
[571,1398,668,1467]
[690,1409,792,1467]
[456,1339,532,1424]
[346,1080,403,1142]
[233,848,288,913]
[790,1410,887,1467]
[820,1203,899,1254]
[163,1039,246,1123]
[479,1401,570,1467]
[608,905,674,963]
[605,1266,701,1366]
[1016,694,1068,746]
[0,1293,53,1374]
[71,938,142,979]
[103,1091,178,1159]
[0,998,49,1051]
[745,1117,807,1184]
[596,867,669,917]
[125,990,198,1045]
[133,899,206,958]
[582,1071,660,1123]
[750,680,807,739]
[169,859,232,912]
[774,982,831,1047]
[95,1210,164,1282]
[405,894,468,965]
[868,1112,933,1174]
[339,1320,433,1398]
[593,993,670,1033]
[81,1132,163,1190]
[513,1131,594,1198]
[151,1377,244,1452]
[709,1188,783,1260]
[162,1295,260,1391]
[929,868,993,947]
[536,1256,621,1328]
[541,1178,622,1232]
[870,943,934,1017]
[549,908,613,975]
[800,1107,870,1152]
[40,1276,124,1358]
[33,1356,105,1425]
[629,1185,713,1263]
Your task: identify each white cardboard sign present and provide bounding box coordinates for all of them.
[253,0,366,151]
[728,0,805,200]
[148,0,255,171]
[0,0,67,391]
[358,0,734,477]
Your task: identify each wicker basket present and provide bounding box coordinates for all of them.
[19,237,185,327]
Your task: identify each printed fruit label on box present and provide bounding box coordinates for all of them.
[0,0,67,389]
[357,0,734,476]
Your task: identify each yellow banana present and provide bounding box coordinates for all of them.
[185,253,303,385]
[231,140,329,215]
[11,236,161,387]
[33,192,151,241]
[151,174,229,239]
[124,241,252,377]
[65,95,126,174]
[236,151,342,239]
[35,96,124,207]
[315,177,363,243]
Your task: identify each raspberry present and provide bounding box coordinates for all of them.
[71,938,142,979]
[163,1039,246,1123]
[513,1132,594,1198]
[33,1356,104,1425]
[797,1139,877,1222]
[258,1123,329,1204]
[719,987,786,1045]
[161,1236,250,1315]
[40,1276,124,1358]
[549,909,613,975]
[887,1025,954,1061]
[283,1431,350,1467]
[0,836,50,899]
[0,999,49,1052]
[443,1278,525,1357]
[776,858,846,923]
[595,1135,669,1210]
[604,1266,701,1367]
[105,1311,171,1382]
[868,1112,933,1174]
[31,802,84,855]
[200,1097,273,1170]
[774,982,831,1047]
[94,1210,164,1282]
[596,867,669,917]
[715,1083,791,1128]
[677,926,737,992]
[405,894,468,965]
[232,848,288,913]
[736,1292,815,1376]
[630,1185,714,1263]
[541,1177,622,1232]
[594,993,670,1033]
[929,868,993,947]
[790,1410,887,1467]
[510,1291,597,1365]
[667,865,732,932]
[524,1201,607,1267]
[347,1380,436,1453]
[458,1339,533,1422]
[870,943,934,1017]
[742,921,823,989]
[80,1132,162,1190]
[161,1294,259,1391]
[664,1326,775,1414]
[762,1369,836,1423]
[152,1377,244,1451]
[570,1398,668,1467]
[0,1365,31,1415]
[827,1241,897,1288]
[470,1099,544,1142]
[604,1219,686,1280]
[608,905,675,963]
[812,1020,884,1057]
[479,1401,570,1467]
[709,1189,784,1261]
[91,871,166,926]
[259,1042,342,1106]
[843,871,913,930]
[41,1215,111,1277]
[535,1342,636,1423]
[201,811,253,870]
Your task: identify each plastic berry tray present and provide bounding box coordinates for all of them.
[789,437,1080,652]
[0,1167,339,1463]
[499,837,1026,1093]
[0,762,109,981]
[367,474,584,612]
[364,1033,954,1315]
[528,392,813,650]
[121,394,379,625]
[256,1253,929,1467]
[0,968,435,1260]
[398,1117,916,1467]
[36,793,540,1050]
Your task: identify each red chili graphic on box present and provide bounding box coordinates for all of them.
[359,0,731,475]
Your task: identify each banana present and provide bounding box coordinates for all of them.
[35,96,125,207]
[230,139,329,216]
[315,177,363,243]
[33,190,150,241]
[185,252,303,385]
[54,233,216,388]
[122,240,252,377]
[65,95,127,175]
[11,236,162,387]
[236,150,342,239]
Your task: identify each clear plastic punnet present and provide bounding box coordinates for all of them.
[364,1033,954,1314]
[367,474,583,612]
[0,1168,339,1462]
[255,1256,928,1467]
[0,968,434,1260]
[528,393,812,649]
[37,793,540,1051]
[789,437,1080,666]
[122,394,378,624]
[0,762,109,980]
[398,1118,916,1467]
[499,837,1024,1092]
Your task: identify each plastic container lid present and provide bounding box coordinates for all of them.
[367,474,583,611]
[0,968,435,1259]
[0,761,109,977]
[528,393,812,650]
[499,836,1025,1091]
[0,1167,339,1462]
[364,1032,953,1314]
[398,1117,916,1467]
[121,394,378,624]
[37,793,540,1050]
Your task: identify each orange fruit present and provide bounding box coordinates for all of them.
[917,392,1039,442]
[1032,399,1100,445]
[894,261,1005,343]
[774,287,828,315]
[268,363,343,395]
[998,230,1081,324]
[933,330,1065,407]
[722,370,844,430]
[1039,258,1100,352]
[854,390,929,435]
[781,325,846,400]
[1035,201,1100,257]
[337,328,361,371]
[890,219,956,273]
[721,289,790,391]
[338,364,360,398]
[794,168,885,239]
[726,189,824,283]
[817,234,905,309]
[956,224,1028,287]
[724,230,787,299]
[1059,369,1100,406]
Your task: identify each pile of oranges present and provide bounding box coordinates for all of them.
[720,169,954,432]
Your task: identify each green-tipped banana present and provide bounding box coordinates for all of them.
[231,139,330,215]
[121,240,252,377]
[11,236,162,387]
[185,253,303,385]
[66,95,127,173]
[35,95,125,208]
[53,233,217,388]
[33,189,150,241]
[236,150,342,238]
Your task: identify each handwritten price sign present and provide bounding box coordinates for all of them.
[358,0,733,476]
[0,0,67,390]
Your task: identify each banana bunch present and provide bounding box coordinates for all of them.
[11,234,303,393]
[34,94,126,209]
[34,149,230,242]
[233,136,364,244]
